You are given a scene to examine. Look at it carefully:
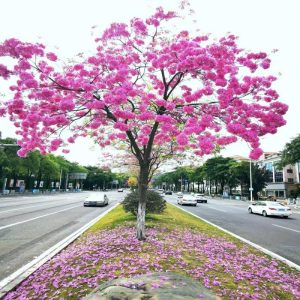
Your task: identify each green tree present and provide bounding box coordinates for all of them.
[84,166,113,190]
[277,135,300,168]
[202,157,236,195]
[22,151,41,189]
[232,161,269,199]
[37,155,60,189]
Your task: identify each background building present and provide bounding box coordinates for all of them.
[258,152,300,199]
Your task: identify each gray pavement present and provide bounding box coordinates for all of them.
[165,194,300,266]
[0,191,125,281]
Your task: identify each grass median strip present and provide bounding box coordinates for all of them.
[4,204,300,299]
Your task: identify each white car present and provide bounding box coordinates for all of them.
[248,201,292,218]
[195,194,207,203]
[177,195,197,206]
[177,192,183,198]
[117,188,123,192]
[84,193,109,207]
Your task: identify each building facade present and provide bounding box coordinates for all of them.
[258,152,300,199]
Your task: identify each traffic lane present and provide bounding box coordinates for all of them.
[0,192,90,210]
[0,192,123,281]
[0,195,91,227]
[165,196,300,265]
[0,191,125,224]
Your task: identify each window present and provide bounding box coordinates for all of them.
[275,191,284,198]
[287,169,293,173]
[288,178,294,183]
[275,171,283,182]
[265,162,273,172]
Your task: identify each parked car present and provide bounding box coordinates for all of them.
[177,195,197,206]
[195,194,207,203]
[248,201,292,218]
[84,194,109,207]
[164,190,172,195]
[177,192,183,198]
[158,189,164,194]
[117,188,123,192]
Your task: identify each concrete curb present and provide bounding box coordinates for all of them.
[172,203,300,271]
[0,203,119,298]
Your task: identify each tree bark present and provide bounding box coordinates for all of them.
[136,164,149,240]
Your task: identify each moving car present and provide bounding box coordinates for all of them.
[177,192,183,198]
[84,194,109,207]
[248,201,292,218]
[164,190,172,195]
[177,195,197,206]
[117,188,123,192]
[195,194,207,203]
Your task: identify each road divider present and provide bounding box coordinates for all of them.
[172,203,300,271]
[0,203,120,297]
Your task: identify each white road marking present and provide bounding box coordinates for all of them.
[0,199,84,214]
[272,224,300,233]
[0,203,54,214]
[0,205,82,231]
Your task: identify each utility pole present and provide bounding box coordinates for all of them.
[249,159,253,202]
[59,169,62,191]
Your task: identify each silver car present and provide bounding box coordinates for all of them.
[195,194,207,203]
[84,193,109,207]
[248,201,292,218]
[177,195,197,206]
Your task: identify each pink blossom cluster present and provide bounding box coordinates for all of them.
[0,5,287,160]
[4,225,300,300]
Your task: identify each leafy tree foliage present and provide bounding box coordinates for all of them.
[84,166,114,190]
[0,5,287,239]
[128,176,138,188]
[201,157,237,194]
[277,135,300,168]
[154,156,269,199]
[231,161,269,199]
[123,190,166,216]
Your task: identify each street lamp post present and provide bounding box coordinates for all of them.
[249,159,253,202]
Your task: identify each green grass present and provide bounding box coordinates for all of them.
[16,203,298,300]
[89,203,240,242]
[83,203,299,299]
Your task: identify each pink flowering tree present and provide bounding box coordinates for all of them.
[0,6,287,240]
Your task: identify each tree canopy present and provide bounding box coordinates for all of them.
[0,4,287,239]
[277,134,300,168]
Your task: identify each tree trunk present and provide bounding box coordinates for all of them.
[137,164,149,241]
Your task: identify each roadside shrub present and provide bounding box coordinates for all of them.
[122,190,166,216]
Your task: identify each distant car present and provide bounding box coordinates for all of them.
[164,190,172,195]
[177,192,183,198]
[248,201,292,218]
[158,189,165,194]
[84,194,109,207]
[195,194,207,203]
[117,188,123,192]
[177,195,197,206]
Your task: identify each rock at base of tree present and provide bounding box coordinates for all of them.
[84,272,219,300]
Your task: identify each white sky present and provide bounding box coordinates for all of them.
[0,0,299,166]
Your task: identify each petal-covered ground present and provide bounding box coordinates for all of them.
[4,225,300,300]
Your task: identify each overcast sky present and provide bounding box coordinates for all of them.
[0,0,299,166]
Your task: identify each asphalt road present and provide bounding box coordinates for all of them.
[165,194,300,266]
[0,191,125,281]
[1,191,299,282]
